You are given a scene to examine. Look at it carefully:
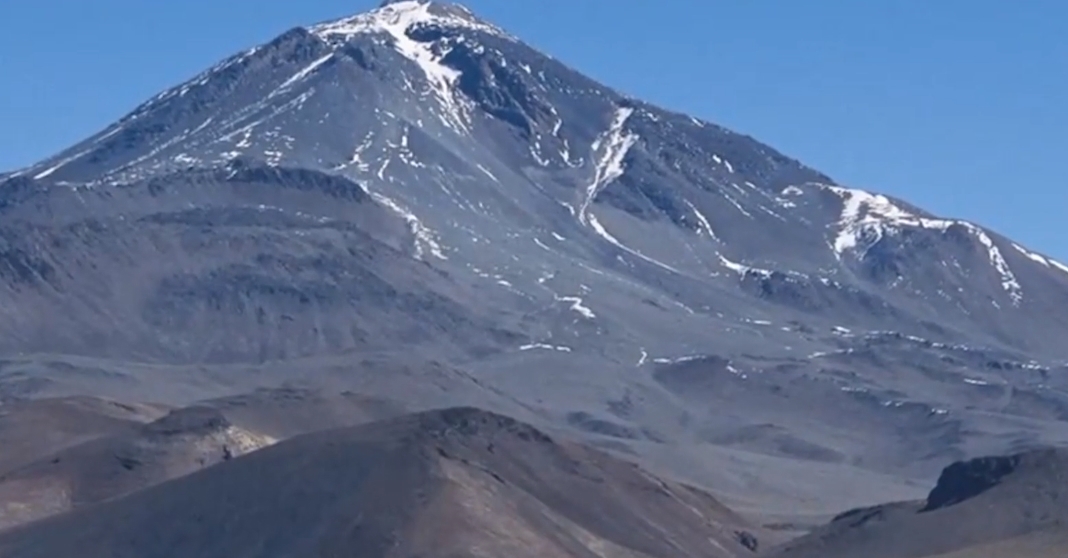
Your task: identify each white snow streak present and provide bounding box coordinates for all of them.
[25,124,117,178]
[1051,261,1068,275]
[270,53,334,97]
[578,107,681,274]
[1013,243,1068,276]
[650,355,705,365]
[579,107,637,226]
[589,214,681,274]
[309,1,489,133]
[556,295,596,319]
[519,343,572,352]
[475,163,498,182]
[718,254,772,278]
[33,148,92,179]
[355,178,446,261]
[965,224,1021,304]
[722,193,752,218]
[684,199,718,241]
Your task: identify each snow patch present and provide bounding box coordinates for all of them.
[810,350,855,359]
[311,1,475,133]
[651,355,705,365]
[556,295,596,319]
[519,343,572,352]
[475,163,498,182]
[311,1,509,40]
[1014,243,1051,266]
[964,224,1021,304]
[722,193,752,218]
[826,185,1023,303]
[33,148,93,179]
[580,107,637,225]
[684,200,718,241]
[827,185,957,256]
[589,213,681,274]
[1013,243,1068,276]
[269,53,334,98]
[359,183,446,260]
[718,254,772,278]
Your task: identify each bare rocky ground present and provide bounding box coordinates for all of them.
[768,448,1068,557]
[3,386,1068,556]
[0,407,767,558]
[925,531,1068,558]
[0,396,168,474]
[0,387,407,532]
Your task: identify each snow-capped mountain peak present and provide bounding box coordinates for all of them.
[309,0,508,43]
[3,1,1068,368]
[7,3,1068,524]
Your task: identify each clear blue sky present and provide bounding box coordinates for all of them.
[1,0,1064,259]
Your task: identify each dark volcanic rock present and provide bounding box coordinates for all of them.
[922,453,1023,512]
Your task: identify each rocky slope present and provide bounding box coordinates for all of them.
[0,407,764,558]
[770,448,1068,557]
[0,406,274,531]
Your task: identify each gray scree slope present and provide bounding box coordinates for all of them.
[3,0,1068,515]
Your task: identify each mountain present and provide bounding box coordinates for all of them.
[0,387,407,530]
[769,448,1068,558]
[3,0,1068,518]
[0,405,273,531]
[0,396,167,474]
[0,407,765,558]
